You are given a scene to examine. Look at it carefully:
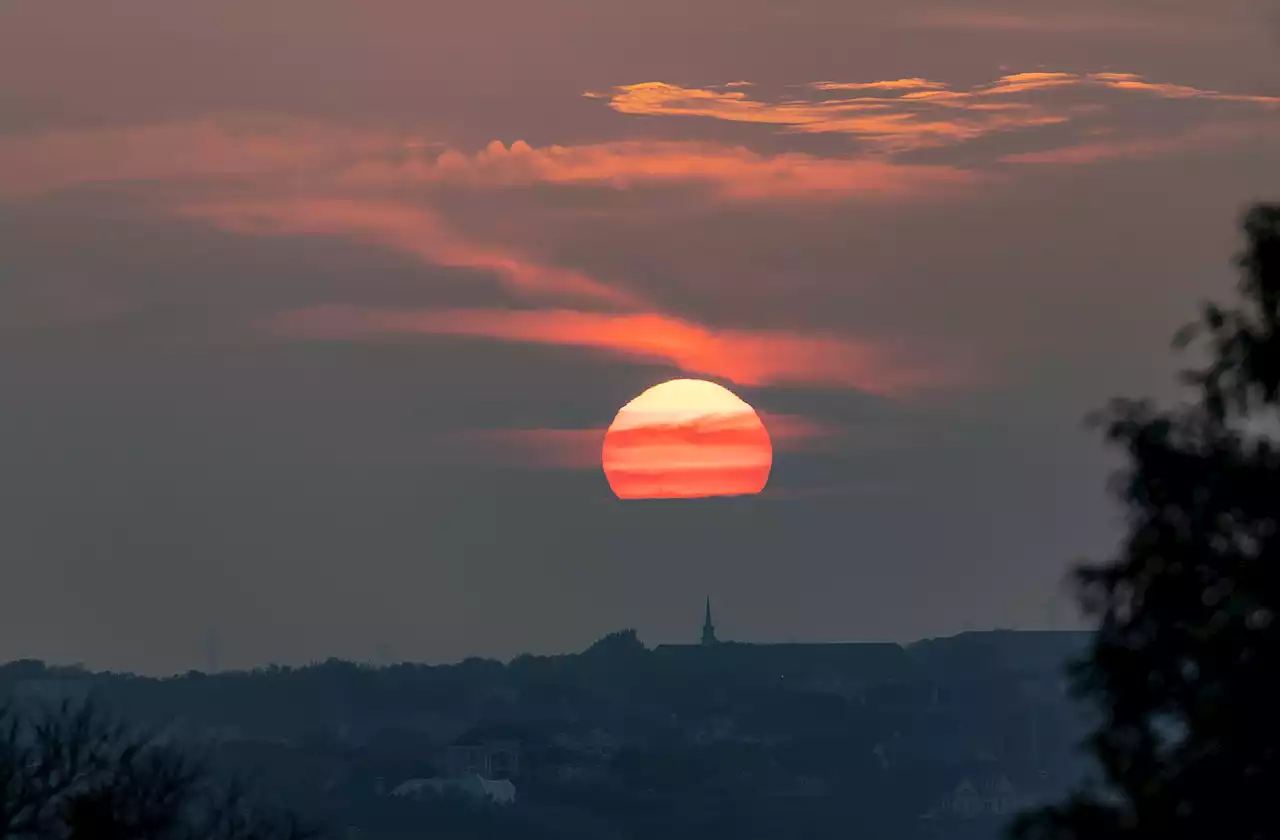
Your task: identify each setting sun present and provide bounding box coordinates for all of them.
[602,379,773,499]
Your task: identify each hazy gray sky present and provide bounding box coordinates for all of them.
[2,0,1279,673]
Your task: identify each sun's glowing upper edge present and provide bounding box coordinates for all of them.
[611,378,756,428]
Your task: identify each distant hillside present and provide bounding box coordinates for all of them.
[0,630,1090,738]
[0,630,1094,840]
[907,630,1091,676]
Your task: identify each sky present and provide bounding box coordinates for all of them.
[3,0,1280,674]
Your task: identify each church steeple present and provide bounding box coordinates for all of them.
[701,597,718,645]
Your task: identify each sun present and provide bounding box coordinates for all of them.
[602,378,773,499]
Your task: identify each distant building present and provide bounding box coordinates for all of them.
[442,727,523,779]
[701,597,718,646]
[391,775,516,806]
[921,775,1024,819]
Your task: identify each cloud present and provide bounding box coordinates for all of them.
[980,72,1085,96]
[5,122,964,392]
[180,197,640,307]
[810,79,949,92]
[442,412,836,471]
[269,305,967,395]
[590,82,1062,151]
[8,67,1271,213]
[338,139,977,200]
[0,114,977,208]
[7,70,1260,411]
[1085,72,1280,104]
[588,72,1280,154]
[606,412,834,452]
[176,191,968,397]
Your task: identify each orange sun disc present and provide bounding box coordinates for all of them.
[602,378,773,499]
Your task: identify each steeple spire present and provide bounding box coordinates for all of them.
[701,597,718,646]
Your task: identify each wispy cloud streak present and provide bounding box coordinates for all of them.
[269,305,966,395]
[181,198,640,307]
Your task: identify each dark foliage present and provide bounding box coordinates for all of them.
[1011,204,1280,838]
[0,701,315,840]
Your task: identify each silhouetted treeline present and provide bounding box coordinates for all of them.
[1,630,1091,840]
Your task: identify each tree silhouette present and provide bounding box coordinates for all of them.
[1011,204,1280,839]
[0,700,315,840]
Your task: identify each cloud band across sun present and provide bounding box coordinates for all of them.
[442,413,838,472]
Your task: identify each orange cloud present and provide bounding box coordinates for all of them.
[9,69,1269,211]
[589,72,1280,153]
[1085,72,1280,104]
[810,79,949,92]
[606,418,764,450]
[3,67,1274,209]
[0,113,976,207]
[586,82,837,127]
[180,194,962,394]
[604,413,812,452]
[270,305,965,396]
[586,81,1013,151]
[591,82,1047,151]
[982,72,1082,95]
[180,198,639,307]
[339,139,977,200]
